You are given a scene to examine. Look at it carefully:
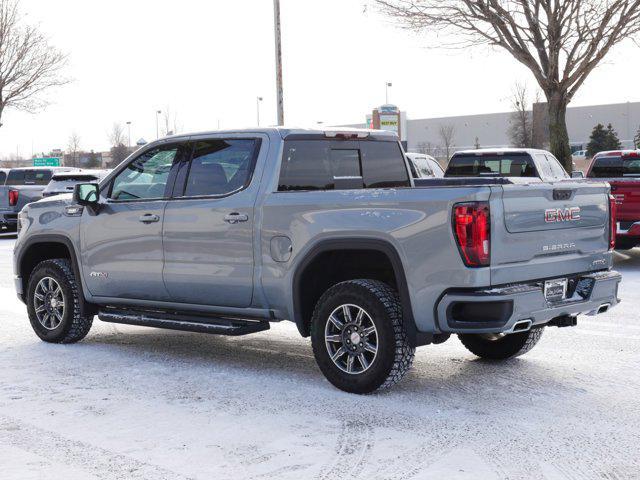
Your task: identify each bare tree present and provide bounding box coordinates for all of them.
[375,0,640,171]
[0,0,69,126]
[438,123,456,160]
[108,122,126,148]
[508,82,533,148]
[67,132,80,167]
[162,106,181,137]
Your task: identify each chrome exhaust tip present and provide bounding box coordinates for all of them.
[509,319,533,333]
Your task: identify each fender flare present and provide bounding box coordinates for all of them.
[291,238,427,347]
[17,234,94,313]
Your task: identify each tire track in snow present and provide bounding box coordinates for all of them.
[316,418,374,480]
[0,414,192,480]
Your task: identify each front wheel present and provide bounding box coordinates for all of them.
[311,279,415,394]
[458,328,544,360]
[26,259,93,344]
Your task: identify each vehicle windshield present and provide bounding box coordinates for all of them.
[588,156,640,177]
[445,154,537,177]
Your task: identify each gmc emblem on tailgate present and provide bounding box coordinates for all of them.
[544,207,581,223]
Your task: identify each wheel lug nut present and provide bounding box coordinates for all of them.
[359,342,363,347]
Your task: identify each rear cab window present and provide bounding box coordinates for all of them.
[6,169,53,185]
[445,154,537,178]
[588,155,640,178]
[278,139,410,191]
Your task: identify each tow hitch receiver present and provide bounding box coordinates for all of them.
[548,315,578,328]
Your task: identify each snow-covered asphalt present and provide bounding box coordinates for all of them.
[0,235,639,479]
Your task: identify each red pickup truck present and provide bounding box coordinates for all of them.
[586,150,640,250]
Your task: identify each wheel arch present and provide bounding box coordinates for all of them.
[291,238,424,346]
[17,234,94,314]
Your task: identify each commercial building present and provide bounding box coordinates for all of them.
[349,101,640,160]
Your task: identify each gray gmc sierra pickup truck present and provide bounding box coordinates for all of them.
[13,128,621,393]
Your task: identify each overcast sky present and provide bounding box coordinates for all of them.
[1,0,638,158]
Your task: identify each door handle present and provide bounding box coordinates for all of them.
[139,213,160,223]
[224,212,249,224]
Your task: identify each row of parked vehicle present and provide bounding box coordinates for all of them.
[405,148,640,250]
[0,167,109,231]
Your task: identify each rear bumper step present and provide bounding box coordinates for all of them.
[436,270,621,334]
[98,309,270,336]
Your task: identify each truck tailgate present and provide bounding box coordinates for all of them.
[610,179,640,222]
[490,181,611,285]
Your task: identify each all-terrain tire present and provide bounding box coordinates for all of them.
[310,279,415,394]
[458,327,544,360]
[26,258,93,343]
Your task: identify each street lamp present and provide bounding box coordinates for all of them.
[256,96,263,126]
[126,121,131,148]
[155,110,162,139]
[273,0,284,125]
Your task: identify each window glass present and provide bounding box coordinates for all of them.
[111,146,178,200]
[428,159,444,176]
[5,169,53,185]
[414,158,433,177]
[589,156,640,177]
[445,155,536,177]
[330,149,361,177]
[0,171,6,184]
[183,139,257,197]
[6,170,25,185]
[360,142,410,188]
[546,155,569,180]
[278,140,408,191]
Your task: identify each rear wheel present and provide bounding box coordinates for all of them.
[26,259,93,343]
[458,328,544,360]
[311,279,415,394]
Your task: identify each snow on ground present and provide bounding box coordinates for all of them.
[0,234,639,479]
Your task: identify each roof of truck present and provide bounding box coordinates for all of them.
[161,126,397,141]
[452,148,552,156]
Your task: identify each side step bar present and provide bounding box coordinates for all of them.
[98,309,270,336]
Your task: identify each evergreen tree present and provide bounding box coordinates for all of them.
[634,126,640,149]
[587,124,608,157]
[587,123,622,157]
[604,123,622,151]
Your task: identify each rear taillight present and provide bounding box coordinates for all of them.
[8,189,18,206]
[453,202,490,267]
[608,194,617,250]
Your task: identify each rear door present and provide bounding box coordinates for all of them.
[161,135,264,307]
[491,180,610,284]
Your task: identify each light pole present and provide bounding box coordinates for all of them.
[126,121,131,148]
[155,110,162,139]
[256,96,263,126]
[385,82,392,104]
[273,0,284,125]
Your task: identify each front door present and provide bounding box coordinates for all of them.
[80,142,186,300]
[162,136,262,307]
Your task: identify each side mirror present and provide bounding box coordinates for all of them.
[571,171,584,179]
[73,183,100,207]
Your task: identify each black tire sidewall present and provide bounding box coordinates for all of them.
[27,261,77,343]
[311,282,397,394]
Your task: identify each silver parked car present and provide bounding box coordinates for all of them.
[42,170,111,198]
[406,152,444,178]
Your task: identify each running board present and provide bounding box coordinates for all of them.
[98,309,270,336]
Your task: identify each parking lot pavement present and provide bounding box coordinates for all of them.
[0,236,639,480]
